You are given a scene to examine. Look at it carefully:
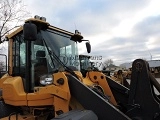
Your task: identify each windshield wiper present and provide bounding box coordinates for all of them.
[42,38,56,69]
[48,50,78,79]
[41,34,78,78]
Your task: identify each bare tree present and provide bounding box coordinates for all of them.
[103,59,114,69]
[0,0,30,43]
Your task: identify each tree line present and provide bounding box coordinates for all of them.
[102,59,114,70]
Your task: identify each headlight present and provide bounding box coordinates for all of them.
[40,74,53,85]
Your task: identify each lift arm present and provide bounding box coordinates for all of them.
[67,74,131,120]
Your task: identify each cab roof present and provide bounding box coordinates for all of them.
[6,17,74,39]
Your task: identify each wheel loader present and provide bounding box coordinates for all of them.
[79,54,110,77]
[0,16,160,120]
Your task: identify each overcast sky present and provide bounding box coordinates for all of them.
[1,0,160,66]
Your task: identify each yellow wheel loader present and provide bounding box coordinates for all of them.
[0,16,160,120]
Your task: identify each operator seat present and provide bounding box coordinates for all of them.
[36,50,47,65]
[34,50,48,86]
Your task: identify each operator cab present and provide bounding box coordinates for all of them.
[8,16,91,92]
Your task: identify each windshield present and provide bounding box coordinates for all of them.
[41,29,80,71]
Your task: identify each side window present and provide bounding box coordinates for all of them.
[20,43,26,65]
[12,33,26,76]
[13,40,20,67]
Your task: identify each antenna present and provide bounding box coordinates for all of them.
[147,49,152,60]
[74,22,77,30]
[148,50,152,60]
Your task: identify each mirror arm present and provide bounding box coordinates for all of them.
[81,40,89,42]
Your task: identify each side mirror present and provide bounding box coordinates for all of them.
[86,42,91,53]
[23,22,37,41]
